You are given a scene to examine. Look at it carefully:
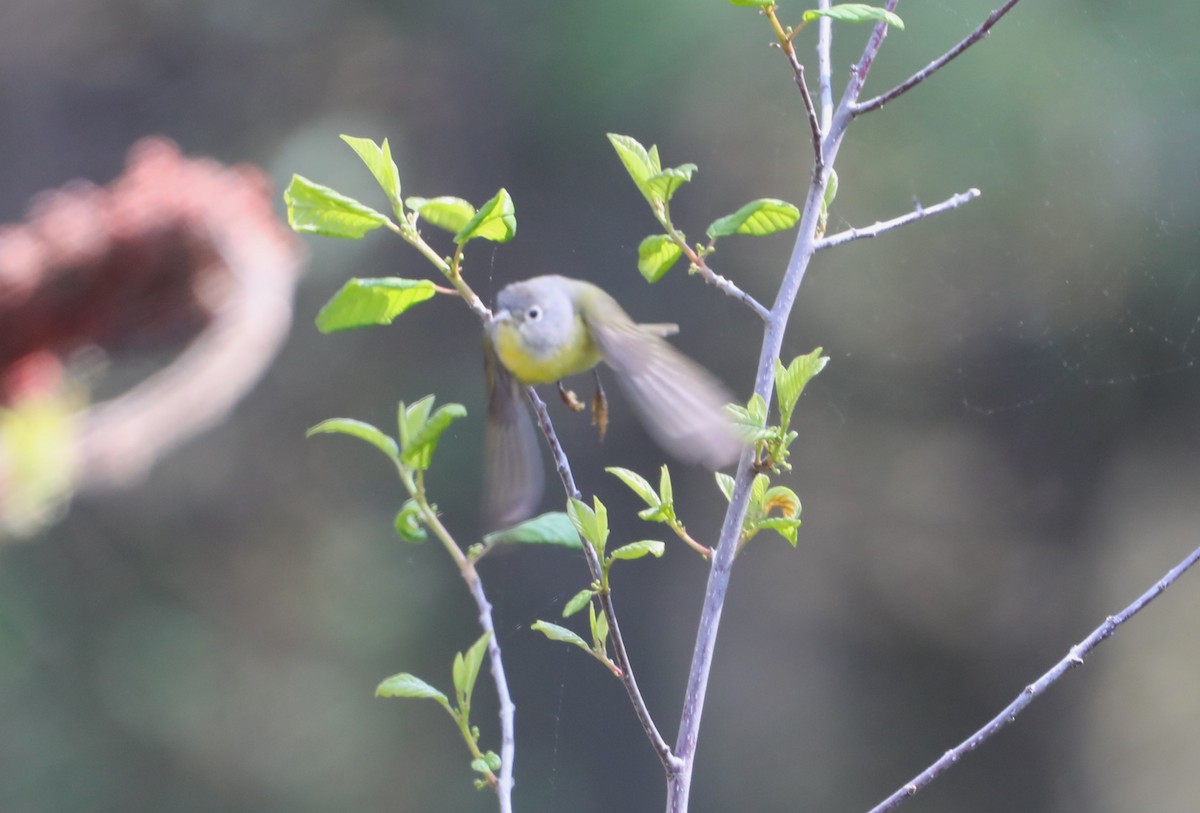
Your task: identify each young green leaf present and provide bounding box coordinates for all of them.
[471,758,492,775]
[315,277,437,333]
[607,133,657,197]
[339,135,403,219]
[532,620,591,653]
[402,401,468,471]
[726,394,773,444]
[707,198,800,239]
[644,164,698,204]
[406,196,477,234]
[307,417,400,463]
[757,516,802,546]
[637,234,684,283]
[609,540,666,561]
[774,348,828,427]
[482,751,502,772]
[397,396,434,453]
[285,175,390,239]
[457,632,491,706]
[482,512,582,549]
[567,496,609,554]
[562,588,594,618]
[591,602,609,649]
[606,467,660,509]
[455,189,516,244]
[714,472,736,502]
[658,465,674,506]
[376,673,451,711]
[394,499,428,542]
[802,4,904,29]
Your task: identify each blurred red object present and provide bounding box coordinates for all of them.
[0,138,304,532]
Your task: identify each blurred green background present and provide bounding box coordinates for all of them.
[3,1,1199,811]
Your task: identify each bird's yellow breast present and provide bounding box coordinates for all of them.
[493,315,602,385]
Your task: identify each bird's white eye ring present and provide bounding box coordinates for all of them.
[526,306,542,321]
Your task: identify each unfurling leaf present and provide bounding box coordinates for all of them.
[339,135,403,219]
[307,417,399,463]
[563,588,594,618]
[394,499,427,542]
[456,189,516,244]
[532,620,591,653]
[609,540,666,561]
[376,673,451,711]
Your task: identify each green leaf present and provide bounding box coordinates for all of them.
[714,472,736,502]
[376,673,450,710]
[284,175,390,239]
[644,164,697,204]
[455,189,516,244]
[707,198,800,239]
[397,397,433,453]
[609,540,666,561]
[315,277,437,333]
[822,168,839,213]
[606,467,659,509]
[456,632,491,706]
[637,234,684,283]
[483,512,582,549]
[591,602,609,649]
[483,751,502,772]
[658,465,674,506]
[340,135,403,219]
[726,394,773,443]
[532,620,591,653]
[567,496,609,555]
[607,133,657,197]
[774,348,828,427]
[562,588,594,618]
[394,499,427,542]
[757,516,802,546]
[307,418,399,463]
[763,485,802,519]
[407,196,476,234]
[471,758,492,775]
[402,401,468,471]
[802,4,904,29]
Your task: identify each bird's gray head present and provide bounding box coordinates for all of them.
[494,276,577,358]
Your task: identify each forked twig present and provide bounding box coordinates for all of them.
[866,543,1200,813]
[853,0,1025,116]
[816,188,980,251]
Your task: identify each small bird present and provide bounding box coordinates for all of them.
[484,275,742,528]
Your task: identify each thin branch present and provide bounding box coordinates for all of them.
[766,6,823,169]
[816,0,833,134]
[866,542,1200,813]
[465,574,516,812]
[815,188,980,251]
[526,388,680,772]
[841,0,902,109]
[854,0,1024,116]
[690,259,770,322]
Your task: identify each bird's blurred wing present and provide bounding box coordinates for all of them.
[586,319,743,470]
[484,340,545,530]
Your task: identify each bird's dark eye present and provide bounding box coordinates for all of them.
[526,306,542,321]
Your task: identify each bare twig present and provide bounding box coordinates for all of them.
[526,388,680,772]
[466,574,517,812]
[841,0,902,110]
[690,258,770,322]
[866,543,1200,813]
[816,0,833,133]
[766,6,824,169]
[815,188,981,251]
[854,0,1024,116]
